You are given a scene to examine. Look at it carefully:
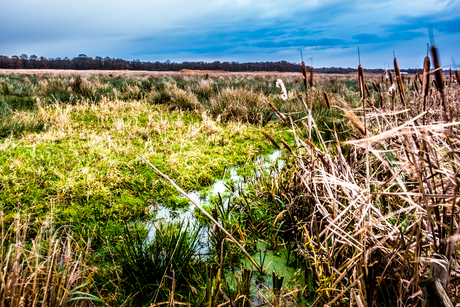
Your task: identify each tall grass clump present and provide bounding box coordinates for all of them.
[102,221,203,306]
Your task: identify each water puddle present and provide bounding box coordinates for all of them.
[146,149,283,253]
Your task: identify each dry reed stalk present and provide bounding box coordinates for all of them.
[345,111,366,135]
[268,101,287,124]
[261,130,280,149]
[324,92,331,109]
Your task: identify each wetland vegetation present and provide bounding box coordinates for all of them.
[1,53,460,306]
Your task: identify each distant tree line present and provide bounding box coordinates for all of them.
[0,54,422,74]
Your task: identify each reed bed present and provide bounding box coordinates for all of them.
[0,213,96,307]
[221,54,460,306]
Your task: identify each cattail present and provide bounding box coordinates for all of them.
[309,67,314,88]
[275,79,288,101]
[430,45,444,95]
[280,139,293,153]
[393,56,406,105]
[431,45,448,120]
[345,111,366,135]
[261,130,280,149]
[394,57,401,76]
[455,70,460,83]
[449,68,452,84]
[268,101,287,124]
[358,65,365,100]
[323,91,331,109]
[372,81,379,93]
[358,64,366,134]
[396,75,406,104]
[389,71,393,85]
[301,61,308,89]
[365,83,370,97]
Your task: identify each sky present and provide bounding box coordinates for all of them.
[1,0,459,69]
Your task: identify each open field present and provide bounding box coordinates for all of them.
[1,63,460,306]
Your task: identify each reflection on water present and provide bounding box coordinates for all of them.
[146,150,283,253]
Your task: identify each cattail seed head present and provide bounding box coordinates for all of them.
[394,57,401,76]
[280,139,293,153]
[396,75,406,104]
[309,67,314,88]
[422,56,431,97]
[372,81,379,93]
[389,71,393,85]
[301,61,308,88]
[358,64,365,100]
[323,91,331,109]
[455,70,460,83]
[261,130,280,149]
[365,83,370,97]
[345,111,366,135]
[268,101,287,124]
[430,45,444,94]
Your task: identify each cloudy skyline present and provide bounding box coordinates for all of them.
[1,0,459,69]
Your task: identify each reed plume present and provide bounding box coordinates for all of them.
[275,79,288,101]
